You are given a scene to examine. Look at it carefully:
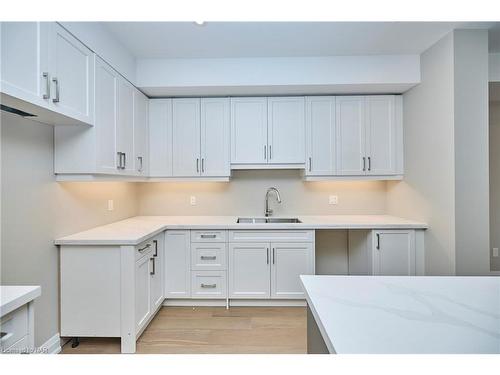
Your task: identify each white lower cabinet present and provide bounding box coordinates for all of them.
[165,231,191,298]
[191,271,227,299]
[348,229,417,276]
[150,235,165,311]
[135,249,152,333]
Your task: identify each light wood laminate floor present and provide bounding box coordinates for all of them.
[61,306,307,354]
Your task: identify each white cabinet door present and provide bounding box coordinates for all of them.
[133,90,149,175]
[149,99,173,177]
[271,242,314,299]
[229,243,270,299]
[267,97,305,164]
[0,22,49,108]
[165,231,191,298]
[230,97,268,164]
[201,98,230,177]
[135,252,152,333]
[373,230,415,276]
[366,96,397,175]
[172,98,201,176]
[48,23,94,125]
[150,235,164,311]
[95,56,119,174]
[305,96,336,176]
[117,78,135,175]
[336,96,366,175]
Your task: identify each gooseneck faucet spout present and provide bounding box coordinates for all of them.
[265,187,282,217]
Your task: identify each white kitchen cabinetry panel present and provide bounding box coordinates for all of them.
[48,22,94,125]
[267,97,305,164]
[191,230,227,242]
[305,96,336,176]
[134,90,149,176]
[271,242,314,299]
[149,99,173,177]
[172,98,201,176]
[231,97,268,165]
[117,78,135,175]
[0,22,49,109]
[201,98,230,177]
[366,96,397,175]
[229,230,314,243]
[135,248,152,333]
[336,96,366,175]
[150,235,165,311]
[191,271,227,299]
[165,231,191,298]
[191,243,227,271]
[229,243,270,299]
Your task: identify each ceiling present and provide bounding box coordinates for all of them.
[105,22,500,59]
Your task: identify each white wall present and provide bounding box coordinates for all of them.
[60,22,137,84]
[490,53,500,82]
[0,113,139,347]
[136,55,420,96]
[386,32,456,276]
[489,101,500,271]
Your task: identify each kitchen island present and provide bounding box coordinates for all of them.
[301,275,500,354]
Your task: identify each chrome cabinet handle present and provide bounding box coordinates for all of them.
[269,145,272,159]
[52,77,60,103]
[196,158,199,173]
[264,145,267,160]
[200,255,217,260]
[200,234,217,239]
[201,283,217,288]
[362,157,366,171]
[42,72,50,99]
[137,156,143,172]
[272,248,275,264]
[376,233,380,250]
[266,248,269,264]
[138,243,151,252]
[153,240,158,257]
[368,157,371,171]
[309,157,312,172]
[150,257,155,275]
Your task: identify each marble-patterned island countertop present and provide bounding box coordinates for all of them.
[300,275,500,354]
[54,215,428,246]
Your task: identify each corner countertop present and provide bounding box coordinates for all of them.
[54,215,428,246]
[0,285,41,317]
[300,275,500,354]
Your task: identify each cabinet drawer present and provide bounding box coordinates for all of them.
[191,243,227,270]
[229,230,314,243]
[135,240,153,260]
[0,305,28,351]
[191,271,227,299]
[191,230,227,242]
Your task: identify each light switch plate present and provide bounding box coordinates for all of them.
[329,195,338,205]
[190,196,197,205]
[107,199,114,211]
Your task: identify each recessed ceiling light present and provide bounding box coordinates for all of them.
[194,21,205,26]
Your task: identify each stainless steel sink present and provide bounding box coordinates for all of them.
[237,217,302,224]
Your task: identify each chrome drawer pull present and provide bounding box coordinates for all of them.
[200,234,217,239]
[201,283,217,288]
[138,243,151,252]
[200,255,217,260]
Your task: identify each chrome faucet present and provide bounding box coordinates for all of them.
[265,187,282,217]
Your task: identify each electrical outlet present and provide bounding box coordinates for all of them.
[107,199,114,211]
[493,248,499,257]
[190,196,197,205]
[329,195,338,205]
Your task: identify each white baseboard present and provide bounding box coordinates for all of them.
[41,333,62,354]
[163,299,306,307]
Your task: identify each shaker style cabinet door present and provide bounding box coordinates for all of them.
[116,78,135,175]
[200,98,230,177]
[230,97,268,164]
[372,230,415,276]
[135,252,152,333]
[165,231,191,298]
[336,96,366,175]
[48,22,94,125]
[305,96,336,176]
[149,99,173,177]
[267,97,305,164]
[172,98,201,177]
[134,90,149,176]
[229,243,270,299]
[150,235,165,311]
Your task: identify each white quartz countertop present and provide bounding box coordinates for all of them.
[0,285,41,317]
[300,275,500,354]
[54,215,427,246]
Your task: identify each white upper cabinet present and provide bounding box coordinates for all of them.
[230,97,268,165]
[0,22,49,108]
[201,98,230,177]
[48,23,94,125]
[336,96,366,175]
[366,96,397,175]
[305,96,336,176]
[172,98,201,177]
[267,97,305,164]
[116,78,135,175]
[149,99,173,177]
[134,90,149,176]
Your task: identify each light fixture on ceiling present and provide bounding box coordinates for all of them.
[194,21,205,26]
